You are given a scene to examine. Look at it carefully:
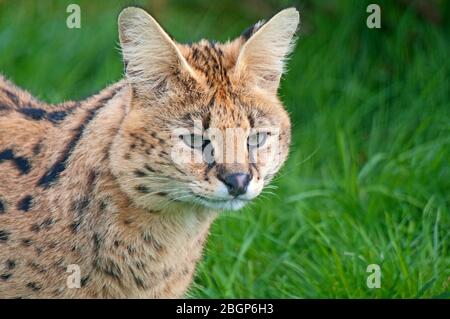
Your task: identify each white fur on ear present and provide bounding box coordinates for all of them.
[235,8,300,93]
[118,7,196,90]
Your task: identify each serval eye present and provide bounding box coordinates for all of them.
[248,132,269,148]
[180,134,210,150]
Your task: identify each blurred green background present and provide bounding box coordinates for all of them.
[0,0,449,298]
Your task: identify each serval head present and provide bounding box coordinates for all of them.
[111,7,299,211]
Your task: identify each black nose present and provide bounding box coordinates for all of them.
[221,173,251,197]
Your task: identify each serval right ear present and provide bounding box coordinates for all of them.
[118,7,198,93]
[235,8,300,94]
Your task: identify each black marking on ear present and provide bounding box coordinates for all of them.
[0,149,31,174]
[0,230,11,242]
[27,282,41,291]
[1,273,12,281]
[0,199,5,214]
[0,103,10,111]
[241,20,265,40]
[18,195,33,212]
[37,87,122,188]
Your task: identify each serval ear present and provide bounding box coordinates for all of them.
[118,7,197,93]
[235,8,299,94]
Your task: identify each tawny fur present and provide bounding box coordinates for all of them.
[0,7,298,298]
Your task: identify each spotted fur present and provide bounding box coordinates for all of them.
[0,7,299,298]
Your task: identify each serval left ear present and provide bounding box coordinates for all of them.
[235,8,300,94]
[118,7,198,93]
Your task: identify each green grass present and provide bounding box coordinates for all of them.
[1,0,449,298]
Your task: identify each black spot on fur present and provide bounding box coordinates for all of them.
[40,217,54,229]
[144,164,155,173]
[129,267,147,289]
[93,233,101,254]
[22,238,33,246]
[2,88,20,105]
[0,230,10,242]
[70,220,80,233]
[27,282,41,291]
[143,233,164,252]
[17,106,70,123]
[81,275,90,287]
[93,258,122,280]
[0,149,31,174]
[30,223,40,232]
[74,196,89,214]
[248,113,255,127]
[37,87,122,188]
[124,219,132,226]
[0,199,5,214]
[6,259,16,270]
[14,156,31,174]
[133,275,147,289]
[135,185,149,193]
[102,259,122,279]
[32,142,42,155]
[35,247,43,256]
[29,261,46,273]
[46,110,68,123]
[0,149,13,161]
[134,169,146,177]
[1,273,12,281]
[163,268,172,278]
[156,192,168,197]
[19,107,46,120]
[99,200,108,211]
[54,258,65,268]
[18,195,33,212]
